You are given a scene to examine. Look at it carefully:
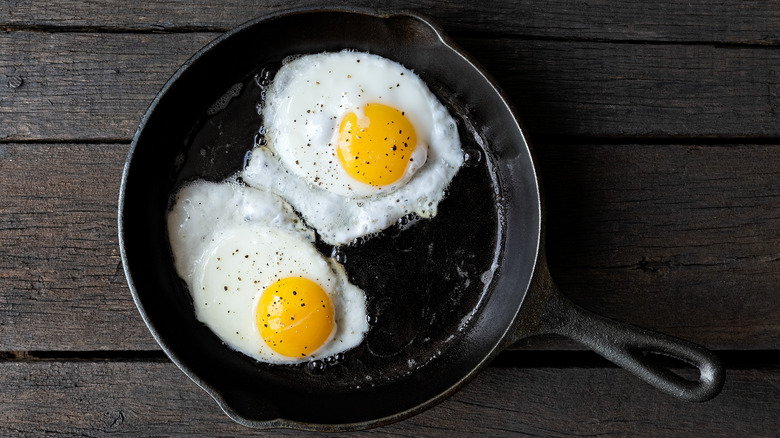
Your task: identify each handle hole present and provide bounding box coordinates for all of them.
[643,351,700,381]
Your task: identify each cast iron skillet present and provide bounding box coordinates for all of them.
[119,7,725,431]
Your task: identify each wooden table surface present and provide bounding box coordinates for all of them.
[2,1,779,436]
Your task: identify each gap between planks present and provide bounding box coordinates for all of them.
[7,137,780,146]
[0,349,777,369]
[3,23,780,49]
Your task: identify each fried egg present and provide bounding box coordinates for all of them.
[243,50,463,245]
[167,180,368,364]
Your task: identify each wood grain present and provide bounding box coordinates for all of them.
[0,32,219,141]
[0,359,776,436]
[0,2,776,436]
[1,143,778,351]
[459,38,780,138]
[0,143,156,350]
[540,143,780,349]
[1,0,778,44]
[2,32,779,141]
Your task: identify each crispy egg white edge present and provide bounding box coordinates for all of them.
[244,51,464,245]
[193,224,368,363]
[167,179,313,283]
[167,180,368,364]
[261,50,460,199]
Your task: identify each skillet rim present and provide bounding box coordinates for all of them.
[118,5,542,431]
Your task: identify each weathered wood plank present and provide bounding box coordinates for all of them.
[1,143,779,351]
[0,143,156,350]
[460,38,780,138]
[0,360,776,436]
[539,143,780,349]
[0,32,219,141]
[1,0,778,44]
[2,32,779,141]
[524,142,780,349]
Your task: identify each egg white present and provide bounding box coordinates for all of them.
[243,50,463,245]
[167,180,368,364]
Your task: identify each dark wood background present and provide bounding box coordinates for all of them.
[1,1,778,436]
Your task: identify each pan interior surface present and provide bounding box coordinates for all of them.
[120,9,540,428]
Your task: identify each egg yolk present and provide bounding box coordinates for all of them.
[256,277,335,358]
[337,103,418,186]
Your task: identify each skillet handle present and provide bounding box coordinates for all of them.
[513,257,725,402]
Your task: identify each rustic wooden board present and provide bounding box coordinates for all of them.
[539,143,780,349]
[0,31,219,142]
[0,143,156,350]
[0,359,776,436]
[460,38,780,138]
[1,0,778,44]
[2,32,779,141]
[1,142,778,351]
[1,2,775,437]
